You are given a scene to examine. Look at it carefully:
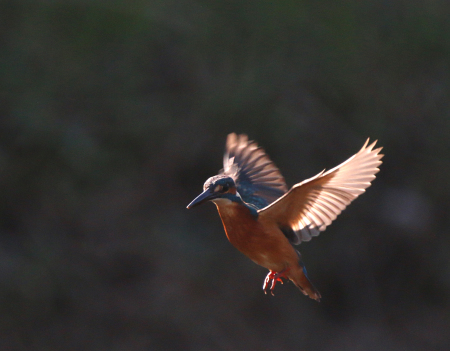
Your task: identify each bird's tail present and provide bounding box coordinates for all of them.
[290,263,321,301]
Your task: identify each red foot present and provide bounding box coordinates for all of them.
[263,267,291,295]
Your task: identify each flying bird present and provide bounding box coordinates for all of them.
[187,134,383,301]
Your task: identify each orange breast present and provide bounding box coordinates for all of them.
[213,201,299,272]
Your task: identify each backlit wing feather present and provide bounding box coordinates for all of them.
[222,133,288,209]
[258,139,383,244]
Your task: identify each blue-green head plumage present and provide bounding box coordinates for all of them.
[202,175,235,193]
[187,174,258,217]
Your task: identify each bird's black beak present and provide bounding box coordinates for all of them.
[186,189,218,209]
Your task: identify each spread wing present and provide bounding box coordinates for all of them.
[258,139,383,244]
[221,133,288,209]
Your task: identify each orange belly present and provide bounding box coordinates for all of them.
[214,201,299,272]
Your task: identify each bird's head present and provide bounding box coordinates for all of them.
[186,175,237,209]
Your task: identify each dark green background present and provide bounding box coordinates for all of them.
[1,1,449,350]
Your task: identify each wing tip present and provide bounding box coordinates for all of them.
[224,132,289,205]
[361,138,376,151]
[360,139,384,164]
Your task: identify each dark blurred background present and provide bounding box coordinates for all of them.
[1,0,449,350]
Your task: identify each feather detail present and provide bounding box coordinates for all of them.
[221,133,288,209]
[258,139,384,245]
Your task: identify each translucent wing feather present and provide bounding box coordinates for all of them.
[222,133,288,209]
[258,139,384,244]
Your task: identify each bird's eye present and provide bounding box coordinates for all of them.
[222,185,229,192]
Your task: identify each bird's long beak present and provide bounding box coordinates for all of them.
[186,189,218,209]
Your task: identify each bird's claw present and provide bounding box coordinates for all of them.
[263,268,291,295]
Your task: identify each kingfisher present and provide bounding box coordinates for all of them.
[187,133,383,301]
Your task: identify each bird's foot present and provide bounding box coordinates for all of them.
[263,268,291,295]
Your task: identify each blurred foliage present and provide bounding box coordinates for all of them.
[0,0,450,350]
